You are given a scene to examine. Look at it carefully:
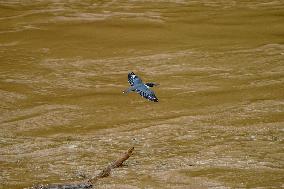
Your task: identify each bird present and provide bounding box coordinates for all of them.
[123,72,159,102]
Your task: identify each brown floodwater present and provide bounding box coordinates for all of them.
[0,0,284,188]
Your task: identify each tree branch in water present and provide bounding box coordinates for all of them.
[30,147,134,189]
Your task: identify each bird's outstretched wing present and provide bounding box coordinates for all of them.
[128,72,143,86]
[135,86,158,102]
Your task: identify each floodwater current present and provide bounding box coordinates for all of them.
[0,1,284,188]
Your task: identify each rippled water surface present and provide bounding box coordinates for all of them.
[1,1,284,188]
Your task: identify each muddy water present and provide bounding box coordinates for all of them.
[1,1,284,188]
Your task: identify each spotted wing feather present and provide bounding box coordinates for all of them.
[135,86,158,102]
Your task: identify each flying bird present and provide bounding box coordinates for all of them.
[123,72,159,102]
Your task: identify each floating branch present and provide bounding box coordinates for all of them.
[30,147,134,189]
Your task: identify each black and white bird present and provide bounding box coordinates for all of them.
[123,72,159,102]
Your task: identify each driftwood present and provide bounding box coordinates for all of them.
[30,147,134,189]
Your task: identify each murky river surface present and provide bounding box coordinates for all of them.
[1,1,284,188]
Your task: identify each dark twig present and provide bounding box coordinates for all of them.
[29,147,134,189]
